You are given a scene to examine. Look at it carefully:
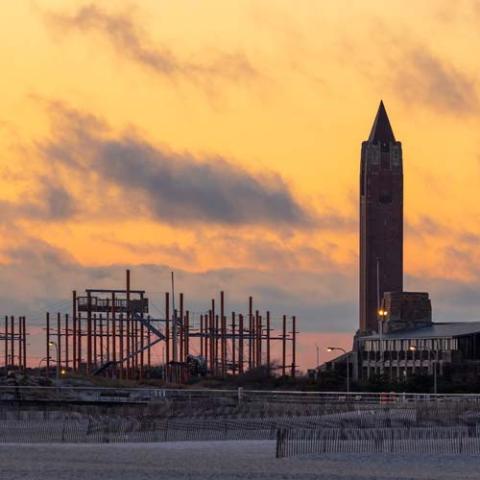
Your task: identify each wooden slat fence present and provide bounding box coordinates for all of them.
[276,426,480,458]
[2,402,480,445]
[0,408,419,444]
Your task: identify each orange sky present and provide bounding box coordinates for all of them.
[1,1,480,369]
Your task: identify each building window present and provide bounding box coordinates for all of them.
[379,192,392,204]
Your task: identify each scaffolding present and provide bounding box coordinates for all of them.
[45,270,298,381]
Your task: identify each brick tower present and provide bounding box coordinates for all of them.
[359,101,403,333]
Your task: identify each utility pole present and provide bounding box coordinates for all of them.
[171,272,177,363]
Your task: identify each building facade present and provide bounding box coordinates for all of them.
[357,322,480,382]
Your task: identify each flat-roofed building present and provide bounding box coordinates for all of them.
[356,321,480,381]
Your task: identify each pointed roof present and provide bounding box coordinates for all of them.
[368,100,395,143]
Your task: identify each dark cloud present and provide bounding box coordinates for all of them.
[3,238,480,331]
[393,50,478,115]
[40,103,313,227]
[41,182,77,220]
[0,182,76,223]
[5,238,75,274]
[0,237,357,332]
[93,139,309,225]
[44,5,257,86]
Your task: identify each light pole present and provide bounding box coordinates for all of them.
[327,346,350,393]
[38,357,49,377]
[433,346,439,395]
[377,309,388,375]
[315,344,320,367]
[49,341,60,380]
[408,345,416,380]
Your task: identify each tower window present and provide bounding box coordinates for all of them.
[379,192,392,203]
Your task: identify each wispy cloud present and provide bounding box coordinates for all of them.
[43,4,257,87]
[335,17,480,116]
[393,49,479,115]
[406,215,448,238]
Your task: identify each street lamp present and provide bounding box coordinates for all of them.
[433,345,439,395]
[38,357,50,378]
[315,344,320,367]
[327,346,350,393]
[48,341,60,380]
[377,309,387,335]
[406,345,417,380]
[377,309,388,374]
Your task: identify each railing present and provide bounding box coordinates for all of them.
[76,297,149,313]
[2,386,480,405]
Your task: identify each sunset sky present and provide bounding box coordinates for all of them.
[1,1,480,369]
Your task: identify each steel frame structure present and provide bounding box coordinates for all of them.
[45,270,297,382]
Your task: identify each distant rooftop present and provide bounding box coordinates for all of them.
[359,322,480,340]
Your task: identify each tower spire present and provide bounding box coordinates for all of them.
[368,100,395,144]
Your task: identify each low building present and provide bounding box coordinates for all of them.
[354,292,480,382]
[356,322,480,381]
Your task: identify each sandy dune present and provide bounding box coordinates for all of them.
[1,440,480,480]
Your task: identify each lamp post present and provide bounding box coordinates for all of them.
[315,344,320,367]
[49,341,60,380]
[377,309,388,375]
[327,346,350,393]
[433,344,439,395]
[408,345,416,380]
[38,357,49,378]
